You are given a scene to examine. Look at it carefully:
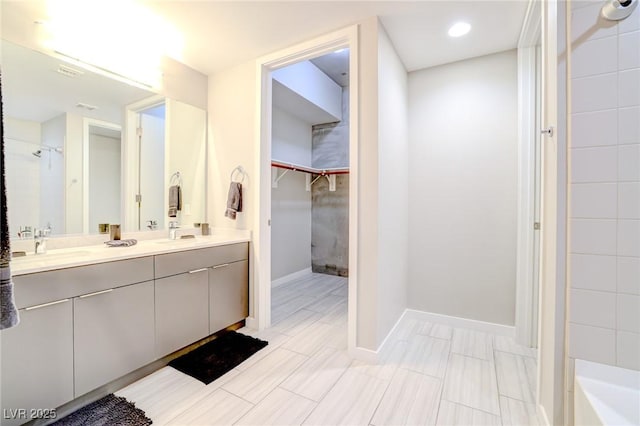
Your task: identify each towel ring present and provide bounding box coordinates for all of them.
[230,166,246,183]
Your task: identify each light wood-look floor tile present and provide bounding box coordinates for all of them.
[452,328,494,361]
[495,351,537,403]
[436,401,502,426]
[495,335,538,358]
[165,389,253,425]
[281,321,338,356]
[442,354,500,415]
[281,346,352,401]
[269,309,323,337]
[115,367,206,425]
[305,294,345,313]
[236,387,316,426]
[222,348,308,404]
[430,324,454,340]
[302,370,389,425]
[116,273,540,426]
[351,340,408,382]
[371,368,442,426]
[401,334,450,378]
[500,396,542,426]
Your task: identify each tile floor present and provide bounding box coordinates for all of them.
[116,273,541,425]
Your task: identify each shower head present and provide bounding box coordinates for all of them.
[32,150,42,158]
[601,0,637,20]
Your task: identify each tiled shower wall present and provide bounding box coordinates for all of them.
[569,1,640,374]
[311,87,349,276]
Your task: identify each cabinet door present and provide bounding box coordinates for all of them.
[209,260,249,334]
[1,299,73,426]
[155,269,209,357]
[74,281,155,397]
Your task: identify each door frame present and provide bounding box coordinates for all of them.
[123,95,165,231]
[515,0,542,349]
[253,25,359,354]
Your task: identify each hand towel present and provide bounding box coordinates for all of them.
[168,185,182,217]
[0,72,20,330]
[105,239,138,247]
[225,182,243,220]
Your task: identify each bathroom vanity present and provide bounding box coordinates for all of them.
[1,235,249,425]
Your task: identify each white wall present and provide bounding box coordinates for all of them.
[568,2,640,373]
[271,106,312,280]
[271,106,313,166]
[140,113,166,230]
[4,117,41,236]
[88,133,121,233]
[65,112,84,234]
[166,99,207,228]
[271,171,312,280]
[40,115,65,234]
[408,49,518,326]
[377,25,409,344]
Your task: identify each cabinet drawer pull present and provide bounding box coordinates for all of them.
[79,289,114,299]
[25,299,70,311]
[212,263,230,269]
[188,268,208,274]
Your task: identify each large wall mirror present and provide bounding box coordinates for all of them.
[2,39,206,237]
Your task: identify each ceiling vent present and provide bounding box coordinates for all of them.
[75,102,98,111]
[57,64,84,78]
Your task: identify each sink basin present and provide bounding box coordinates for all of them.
[12,250,92,261]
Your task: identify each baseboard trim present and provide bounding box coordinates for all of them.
[271,268,313,288]
[349,346,378,363]
[244,316,258,329]
[348,309,408,363]
[537,404,550,426]
[404,309,515,337]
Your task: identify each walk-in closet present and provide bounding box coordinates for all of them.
[270,49,350,330]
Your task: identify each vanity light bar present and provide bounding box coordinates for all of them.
[57,63,84,78]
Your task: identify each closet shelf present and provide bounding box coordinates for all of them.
[271,159,349,176]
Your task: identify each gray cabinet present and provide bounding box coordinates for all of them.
[209,260,249,333]
[155,268,209,357]
[73,281,155,397]
[0,299,73,426]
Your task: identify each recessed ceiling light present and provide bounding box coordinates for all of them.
[448,22,471,37]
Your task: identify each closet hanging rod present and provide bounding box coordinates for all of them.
[271,159,349,176]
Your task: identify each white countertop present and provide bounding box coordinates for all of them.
[11,232,251,276]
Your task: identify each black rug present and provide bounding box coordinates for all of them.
[51,394,151,426]
[169,331,268,384]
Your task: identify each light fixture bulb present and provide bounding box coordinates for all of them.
[448,22,471,37]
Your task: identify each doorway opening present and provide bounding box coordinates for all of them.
[124,96,166,232]
[82,118,122,234]
[269,49,351,342]
[255,26,359,354]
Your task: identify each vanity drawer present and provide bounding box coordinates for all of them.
[13,257,154,309]
[154,242,249,278]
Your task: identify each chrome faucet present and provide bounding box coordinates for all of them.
[168,221,180,240]
[34,229,47,255]
[147,220,158,230]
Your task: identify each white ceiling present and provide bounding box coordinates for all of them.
[1,1,528,76]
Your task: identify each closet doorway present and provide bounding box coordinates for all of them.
[255,27,359,353]
[269,49,351,343]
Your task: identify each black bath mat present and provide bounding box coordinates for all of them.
[51,394,152,426]
[169,331,268,384]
